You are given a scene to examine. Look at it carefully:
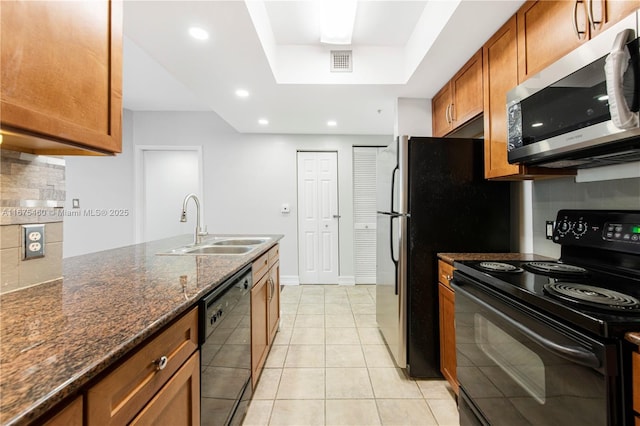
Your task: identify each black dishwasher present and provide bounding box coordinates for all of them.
[199,264,252,426]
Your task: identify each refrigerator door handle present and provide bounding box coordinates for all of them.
[390,165,399,213]
[390,215,399,295]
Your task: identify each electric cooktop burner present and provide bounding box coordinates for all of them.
[478,262,523,273]
[524,261,588,276]
[544,283,640,311]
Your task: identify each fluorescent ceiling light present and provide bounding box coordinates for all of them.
[531,122,543,128]
[320,0,357,45]
[327,120,337,127]
[258,118,269,125]
[188,27,209,40]
[235,89,249,98]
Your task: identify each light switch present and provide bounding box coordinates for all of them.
[72,198,80,209]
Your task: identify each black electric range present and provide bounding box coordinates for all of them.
[454,210,640,340]
[452,210,640,426]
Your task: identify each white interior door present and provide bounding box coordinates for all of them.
[297,151,339,284]
[139,148,202,243]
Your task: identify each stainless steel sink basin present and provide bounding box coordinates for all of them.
[157,236,271,256]
[211,238,269,246]
[184,245,254,254]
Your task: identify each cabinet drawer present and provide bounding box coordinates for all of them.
[438,260,455,289]
[268,244,280,268]
[253,252,270,283]
[87,307,199,425]
[129,351,200,426]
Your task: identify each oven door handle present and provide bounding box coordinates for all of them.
[456,283,601,369]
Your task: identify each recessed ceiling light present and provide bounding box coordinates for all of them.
[531,122,543,128]
[258,118,269,125]
[327,120,337,127]
[235,89,249,98]
[188,27,209,40]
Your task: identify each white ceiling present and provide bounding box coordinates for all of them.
[122,0,525,136]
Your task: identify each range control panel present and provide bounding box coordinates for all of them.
[553,210,640,253]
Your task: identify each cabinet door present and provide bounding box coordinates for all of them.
[130,352,200,426]
[634,351,640,416]
[251,274,269,389]
[268,261,280,344]
[517,0,589,83]
[432,84,452,138]
[588,0,639,36]
[0,0,122,154]
[483,17,523,179]
[451,49,483,127]
[43,396,82,426]
[438,282,458,395]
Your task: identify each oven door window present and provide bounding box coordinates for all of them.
[475,314,545,404]
[456,285,608,426]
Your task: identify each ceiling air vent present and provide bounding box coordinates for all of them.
[330,50,352,72]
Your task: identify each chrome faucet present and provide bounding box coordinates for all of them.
[180,193,208,245]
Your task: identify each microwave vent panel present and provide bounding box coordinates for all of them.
[330,50,352,72]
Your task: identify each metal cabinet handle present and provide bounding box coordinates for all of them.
[446,274,452,282]
[155,355,168,371]
[573,0,587,40]
[586,0,601,31]
[445,104,451,124]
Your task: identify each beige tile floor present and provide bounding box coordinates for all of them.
[243,285,460,426]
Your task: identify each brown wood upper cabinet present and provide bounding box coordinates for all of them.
[0,0,123,155]
[483,16,577,180]
[517,0,639,83]
[432,50,483,137]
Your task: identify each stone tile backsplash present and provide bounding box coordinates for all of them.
[1,149,65,294]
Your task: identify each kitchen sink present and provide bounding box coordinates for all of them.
[185,245,254,254]
[210,238,269,246]
[157,236,271,256]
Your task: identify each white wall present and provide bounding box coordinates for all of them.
[64,109,135,257]
[64,110,390,283]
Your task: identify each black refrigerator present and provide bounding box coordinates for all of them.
[376,135,511,378]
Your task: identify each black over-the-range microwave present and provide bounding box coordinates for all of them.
[507,10,640,169]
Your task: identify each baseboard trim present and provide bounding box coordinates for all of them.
[338,276,356,286]
[280,275,300,286]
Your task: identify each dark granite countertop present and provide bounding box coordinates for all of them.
[437,252,554,265]
[0,234,282,426]
[626,332,640,346]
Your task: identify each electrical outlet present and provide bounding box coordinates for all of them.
[22,224,45,259]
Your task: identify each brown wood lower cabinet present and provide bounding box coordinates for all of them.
[251,244,281,388]
[129,352,200,426]
[633,350,640,424]
[87,307,199,425]
[438,260,458,395]
[43,396,83,426]
[251,272,270,389]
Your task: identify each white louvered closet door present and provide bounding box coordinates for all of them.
[353,147,380,284]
